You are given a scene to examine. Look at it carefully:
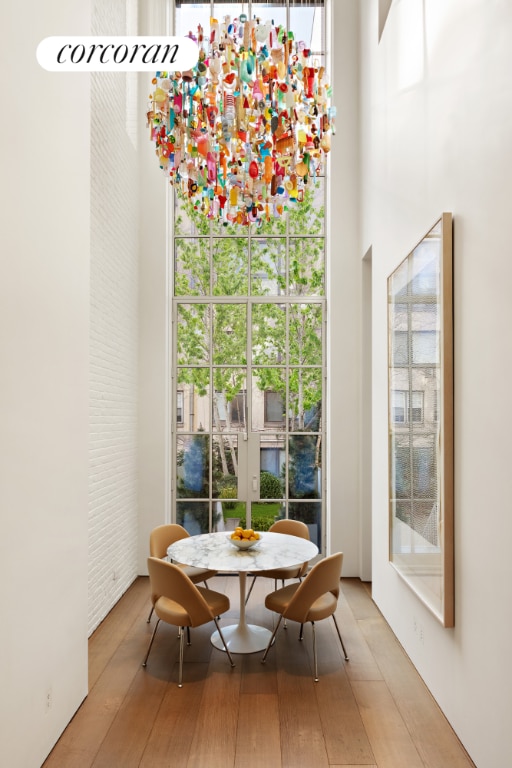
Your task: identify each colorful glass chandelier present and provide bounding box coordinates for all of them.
[147,14,335,226]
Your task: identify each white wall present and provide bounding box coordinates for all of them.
[329,0,367,575]
[0,2,90,766]
[137,0,169,575]
[361,0,512,764]
[88,0,140,633]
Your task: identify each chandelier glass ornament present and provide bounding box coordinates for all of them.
[147,14,335,226]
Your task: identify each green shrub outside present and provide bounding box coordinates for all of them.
[259,471,283,499]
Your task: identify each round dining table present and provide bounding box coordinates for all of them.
[167,530,318,654]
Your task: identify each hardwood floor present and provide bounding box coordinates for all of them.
[43,576,475,768]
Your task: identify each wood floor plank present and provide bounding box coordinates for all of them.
[272,622,330,768]
[333,589,383,682]
[309,619,376,765]
[185,641,241,768]
[235,693,281,768]
[88,576,150,688]
[139,662,209,767]
[351,680,425,768]
[358,615,476,768]
[239,575,278,695]
[340,578,379,620]
[90,629,176,768]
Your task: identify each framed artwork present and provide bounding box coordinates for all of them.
[387,213,454,627]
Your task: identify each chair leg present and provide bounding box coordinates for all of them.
[142,618,161,667]
[186,626,191,645]
[178,625,185,687]
[212,617,235,668]
[332,614,349,660]
[312,621,319,682]
[261,614,284,663]
[146,605,154,623]
[279,580,289,629]
[299,623,304,641]
[244,574,257,605]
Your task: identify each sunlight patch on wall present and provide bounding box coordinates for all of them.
[395,0,424,90]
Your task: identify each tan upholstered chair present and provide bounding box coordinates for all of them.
[142,557,235,687]
[245,518,310,606]
[147,524,217,622]
[261,552,349,681]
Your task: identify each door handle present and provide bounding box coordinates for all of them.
[252,475,258,492]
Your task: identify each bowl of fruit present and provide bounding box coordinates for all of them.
[227,527,261,550]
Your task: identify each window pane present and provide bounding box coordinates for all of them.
[213,238,248,296]
[175,238,210,296]
[175,372,210,431]
[213,369,247,432]
[288,434,321,499]
[260,437,286,484]
[289,367,322,431]
[176,434,209,498]
[174,195,212,237]
[288,237,324,296]
[250,213,287,237]
[252,368,286,431]
[290,4,325,52]
[176,501,210,535]
[251,501,283,531]
[288,501,322,550]
[212,304,247,364]
[289,502,322,548]
[288,180,325,235]
[251,2,287,29]
[213,435,239,499]
[175,3,210,38]
[223,501,247,531]
[251,239,286,296]
[177,304,210,364]
[252,303,286,364]
[260,445,285,500]
[289,303,322,364]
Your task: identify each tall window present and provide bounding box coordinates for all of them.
[171,1,327,549]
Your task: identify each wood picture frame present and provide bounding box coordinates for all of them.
[387,213,454,627]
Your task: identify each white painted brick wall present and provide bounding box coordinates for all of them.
[89,0,139,634]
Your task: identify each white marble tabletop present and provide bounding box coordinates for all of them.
[167,530,319,654]
[167,530,318,573]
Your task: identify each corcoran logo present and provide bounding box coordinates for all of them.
[36,36,198,72]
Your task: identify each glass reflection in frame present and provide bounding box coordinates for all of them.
[388,213,454,627]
